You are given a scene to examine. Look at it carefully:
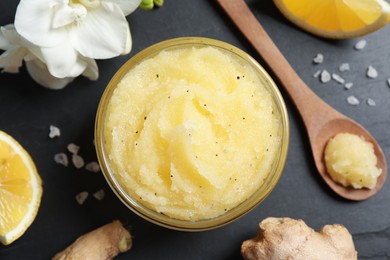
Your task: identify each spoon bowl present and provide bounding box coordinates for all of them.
[217,0,387,200]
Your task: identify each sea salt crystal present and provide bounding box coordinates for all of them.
[367,98,376,106]
[366,66,378,79]
[354,39,367,50]
[313,53,324,64]
[313,70,322,78]
[85,161,100,173]
[75,191,89,205]
[67,143,80,154]
[49,125,61,138]
[344,82,354,90]
[347,96,360,105]
[332,73,345,84]
[72,154,85,169]
[54,153,68,166]
[387,78,390,87]
[339,63,350,72]
[93,189,105,201]
[320,70,331,83]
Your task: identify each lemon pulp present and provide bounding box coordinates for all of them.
[0,131,42,245]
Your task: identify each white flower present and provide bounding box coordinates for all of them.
[0,0,141,89]
[14,0,141,77]
[0,24,98,89]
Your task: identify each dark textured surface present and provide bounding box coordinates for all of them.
[1,0,389,259]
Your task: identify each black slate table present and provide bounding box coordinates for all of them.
[1,0,389,259]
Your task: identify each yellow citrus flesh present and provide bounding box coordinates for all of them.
[0,131,42,245]
[273,0,390,38]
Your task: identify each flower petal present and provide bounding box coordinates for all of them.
[81,57,99,80]
[70,2,131,59]
[0,25,28,73]
[0,47,28,73]
[79,0,100,9]
[40,42,84,78]
[52,3,79,29]
[106,0,142,15]
[0,25,15,48]
[15,0,67,47]
[25,58,74,89]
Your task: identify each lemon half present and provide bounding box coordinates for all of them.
[0,130,42,245]
[273,0,390,39]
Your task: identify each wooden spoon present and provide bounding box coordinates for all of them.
[217,0,387,200]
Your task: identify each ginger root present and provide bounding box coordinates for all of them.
[241,217,357,260]
[53,220,132,260]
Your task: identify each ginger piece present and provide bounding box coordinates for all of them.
[53,220,132,260]
[242,217,357,260]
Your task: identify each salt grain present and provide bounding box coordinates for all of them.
[387,78,390,87]
[49,125,61,138]
[93,189,105,201]
[332,73,345,84]
[339,63,350,72]
[320,70,331,83]
[75,191,89,205]
[344,82,354,90]
[85,161,100,173]
[54,153,68,167]
[367,98,376,106]
[313,70,322,78]
[313,53,324,64]
[72,154,85,169]
[354,39,367,50]
[366,65,378,79]
[347,96,360,105]
[67,143,80,154]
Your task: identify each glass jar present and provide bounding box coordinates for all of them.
[95,37,289,231]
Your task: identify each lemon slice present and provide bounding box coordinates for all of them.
[0,130,42,245]
[273,0,390,38]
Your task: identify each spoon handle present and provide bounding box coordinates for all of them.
[216,0,345,137]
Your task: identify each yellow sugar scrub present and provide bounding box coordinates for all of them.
[325,133,382,189]
[96,38,289,230]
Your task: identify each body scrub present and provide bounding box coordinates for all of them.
[98,39,288,226]
[324,133,382,189]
